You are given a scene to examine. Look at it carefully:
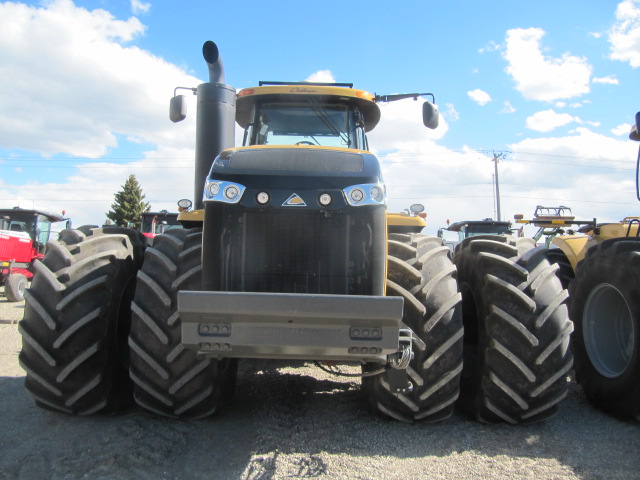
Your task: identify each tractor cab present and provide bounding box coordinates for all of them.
[236,82,382,150]
[0,207,70,301]
[140,210,181,245]
[443,218,513,242]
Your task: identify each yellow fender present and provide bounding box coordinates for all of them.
[551,219,639,271]
[177,209,204,224]
[551,235,596,272]
[386,212,427,228]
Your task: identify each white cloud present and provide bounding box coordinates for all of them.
[526,109,580,132]
[0,0,200,159]
[500,101,516,114]
[609,0,640,67]
[478,41,501,53]
[304,70,335,83]
[444,103,459,121]
[0,0,202,225]
[593,75,620,84]
[503,28,592,101]
[467,89,492,106]
[612,123,632,135]
[506,129,638,223]
[131,0,151,15]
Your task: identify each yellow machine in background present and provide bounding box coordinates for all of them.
[537,116,640,420]
[386,203,427,234]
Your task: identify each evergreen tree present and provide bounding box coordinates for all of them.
[106,174,150,228]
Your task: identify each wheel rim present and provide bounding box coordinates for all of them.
[583,283,634,378]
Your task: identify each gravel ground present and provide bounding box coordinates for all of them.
[0,295,638,480]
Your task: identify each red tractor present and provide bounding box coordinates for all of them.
[139,210,181,245]
[0,208,70,302]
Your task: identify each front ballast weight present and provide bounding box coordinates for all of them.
[179,291,414,391]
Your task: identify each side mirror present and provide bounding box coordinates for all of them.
[170,95,187,123]
[422,101,439,129]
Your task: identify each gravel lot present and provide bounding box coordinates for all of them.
[1,295,638,480]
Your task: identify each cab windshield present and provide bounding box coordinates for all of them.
[464,224,512,238]
[248,101,359,149]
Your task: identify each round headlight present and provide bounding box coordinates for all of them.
[224,185,239,200]
[370,186,383,202]
[350,188,365,204]
[319,193,332,206]
[209,182,220,197]
[256,191,270,205]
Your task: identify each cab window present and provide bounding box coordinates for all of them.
[249,101,358,149]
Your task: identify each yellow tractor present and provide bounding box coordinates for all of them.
[386,203,427,234]
[546,116,640,420]
[18,41,572,425]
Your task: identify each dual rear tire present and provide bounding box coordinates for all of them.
[569,238,640,420]
[453,235,573,424]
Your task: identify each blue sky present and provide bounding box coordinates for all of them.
[0,0,638,234]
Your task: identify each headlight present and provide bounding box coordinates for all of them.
[203,180,246,204]
[224,185,239,201]
[256,192,270,205]
[319,193,332,206]
[350,188,365,204]
[370,186,383,202]
[343,183,386,206]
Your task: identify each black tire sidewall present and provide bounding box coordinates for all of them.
[569,239,640,415]
[6,273,28,302]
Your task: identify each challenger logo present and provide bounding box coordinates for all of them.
[283,193,306,207]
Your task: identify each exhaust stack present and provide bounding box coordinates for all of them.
[194,41,236,210]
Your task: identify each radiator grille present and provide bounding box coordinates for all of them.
[221,209,373,295]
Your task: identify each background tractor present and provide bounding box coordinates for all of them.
[18,41,572,425]
[437,218,514,254]
[547,114,640,420]
[0,207,70,302]
[139,209,181,245]
[386,203,427,234]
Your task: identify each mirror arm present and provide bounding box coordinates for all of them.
[374,93,435,104]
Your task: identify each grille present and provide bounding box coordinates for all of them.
[222,209,373,295]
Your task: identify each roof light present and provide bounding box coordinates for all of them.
[356,90,374,101]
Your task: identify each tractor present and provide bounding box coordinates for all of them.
[139,209,181,245]
[437,218,514,254]
[0,207,70,302]
[547,114,640,420]
[386,203,427,234]
[18,41,572,425]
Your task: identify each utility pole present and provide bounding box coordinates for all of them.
[491,151,506,221]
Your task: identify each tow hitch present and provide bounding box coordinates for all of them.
[386,328,414,394]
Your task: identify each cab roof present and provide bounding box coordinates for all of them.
[446,220,512,232]
[236,83,381,132]
[0,207,65,222]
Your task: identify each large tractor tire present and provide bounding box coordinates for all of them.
[362,234,463,423]
[128,228,238,418]
[5,273,28,302]
[569,238,640,420]
[547,248,575,291]
[18,227,145,414]
[454,236,573,424]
